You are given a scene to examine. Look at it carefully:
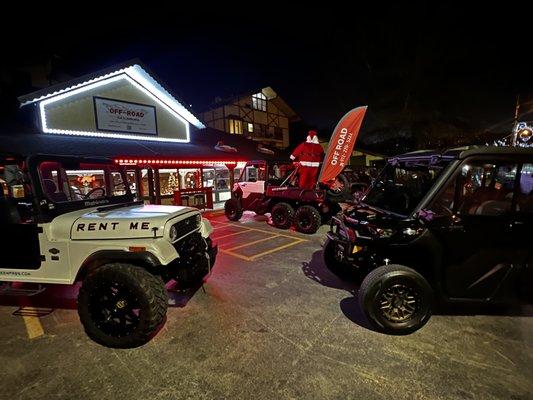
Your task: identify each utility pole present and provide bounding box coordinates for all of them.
[512,95,520,146]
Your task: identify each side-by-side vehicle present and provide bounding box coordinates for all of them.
[324,146,533,334]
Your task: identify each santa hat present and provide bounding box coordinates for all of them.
[306,130,319,144]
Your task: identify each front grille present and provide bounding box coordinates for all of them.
[173,214,200,241]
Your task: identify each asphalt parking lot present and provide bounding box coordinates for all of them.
[0,211,532,400]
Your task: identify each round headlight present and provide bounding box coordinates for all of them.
[169,225,178,241]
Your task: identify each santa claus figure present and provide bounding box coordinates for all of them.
[290,130,324,189]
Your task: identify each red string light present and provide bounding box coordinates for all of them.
[114,158,240,166]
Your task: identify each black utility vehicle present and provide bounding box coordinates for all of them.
[324,146,533,334]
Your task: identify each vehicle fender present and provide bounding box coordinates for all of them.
[200,218,214,238]
[76,250,162,282]
[386,228,443,289]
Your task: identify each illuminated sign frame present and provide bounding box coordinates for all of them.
[24,65,205,143]
[93,97,158,136]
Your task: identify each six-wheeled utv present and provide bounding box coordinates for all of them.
[0,154,217,348]
[324,146,533,334]
[224,160,345,234]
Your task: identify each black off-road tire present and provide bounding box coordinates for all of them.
[326,173,350,201]
[271,202,295,229]
[323,238,358,279]
[225,199,243,221]
[294,205,322,234]
[359,264,433,335]
[78,263,167,348]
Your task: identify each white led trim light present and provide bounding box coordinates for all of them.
[126,66,204,129]
[36,65,205,143]
[21,69,128,106]
[39,74,189,143]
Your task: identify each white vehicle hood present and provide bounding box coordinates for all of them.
[70,204,198,240]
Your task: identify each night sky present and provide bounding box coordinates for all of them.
[2,4,532,150]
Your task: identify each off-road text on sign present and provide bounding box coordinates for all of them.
[94,97,157,135]
[330,128,353,167]
[108,107,145,118]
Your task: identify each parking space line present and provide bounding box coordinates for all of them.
[225,235,280,251]
[22,315,44,339]
[219,237,306,261]
[210,220,308,241]
[219,249,255,261]
[212,229,252,240]
[246,239,306,260]
[212,224,232,230]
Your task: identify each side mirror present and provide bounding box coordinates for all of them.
[416,208,457,226]
[415,209,435,223]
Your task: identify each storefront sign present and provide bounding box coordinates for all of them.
[94,97,158,135]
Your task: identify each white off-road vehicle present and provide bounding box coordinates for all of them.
[0,154,217,348]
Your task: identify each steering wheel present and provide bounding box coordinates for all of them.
[83,187,105,199]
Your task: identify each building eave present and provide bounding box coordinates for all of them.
[18,59,205,130]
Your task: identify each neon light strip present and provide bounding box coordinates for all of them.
[39,74,190,143]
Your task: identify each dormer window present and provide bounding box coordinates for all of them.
[252,92,267,111]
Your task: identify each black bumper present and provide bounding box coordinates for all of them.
[327,216,354,258]
[327,216,375,266]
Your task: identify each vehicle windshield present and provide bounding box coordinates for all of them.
[37,160,133,205]
[362,159,451,216]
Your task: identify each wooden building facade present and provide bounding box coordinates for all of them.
[200,87,299,149]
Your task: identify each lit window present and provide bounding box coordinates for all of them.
[252,92,267,111]
[248,123,254,133]
[228,119,243,134]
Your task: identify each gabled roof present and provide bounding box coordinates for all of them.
[18,59,205,129]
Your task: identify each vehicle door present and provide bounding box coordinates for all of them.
[513,162,533,297]
[0,161,41,270]
[428,157,526,300]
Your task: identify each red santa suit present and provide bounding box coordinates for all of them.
[290,131,324,189]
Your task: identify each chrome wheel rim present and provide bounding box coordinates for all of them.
[379,284,418,323]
